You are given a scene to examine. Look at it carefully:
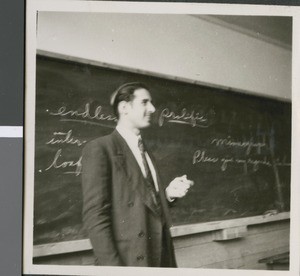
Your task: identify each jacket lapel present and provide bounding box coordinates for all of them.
[147,150,173,226]
[111,130,161,216]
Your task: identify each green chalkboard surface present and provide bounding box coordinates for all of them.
[34,55,291,245]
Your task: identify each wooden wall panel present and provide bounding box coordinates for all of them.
[173,221,289,269]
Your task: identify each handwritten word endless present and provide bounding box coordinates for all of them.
[158,108,210,128]
[49,103,117,123]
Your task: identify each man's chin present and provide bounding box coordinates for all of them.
[140,122,151,129]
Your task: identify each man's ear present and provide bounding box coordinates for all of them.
[117,101,128,116]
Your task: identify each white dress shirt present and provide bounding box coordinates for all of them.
[116,125,159,191]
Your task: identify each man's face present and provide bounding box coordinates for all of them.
[125,88,156,130]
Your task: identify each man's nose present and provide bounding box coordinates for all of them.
[148,102,156,113]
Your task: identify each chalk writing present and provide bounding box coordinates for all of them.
[211,136,266,155]
[46,130,87,147]
[58,119,115,128]
[158,108,211,128]
[221,157,234,171]
[193,150,219,164]
[236,158,248,174]
[49,103,117,125]
[192,149,280,172]
[246,157,272,171]
[45,149,82,176]
[276,156,291,167]
[276,162,291,167]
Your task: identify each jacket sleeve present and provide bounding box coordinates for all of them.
[81,140,123,266]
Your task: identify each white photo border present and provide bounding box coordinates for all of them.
[24,1,300,275]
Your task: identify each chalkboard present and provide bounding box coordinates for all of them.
[34,55,291,245]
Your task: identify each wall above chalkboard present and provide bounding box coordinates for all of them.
[34,55,291,245]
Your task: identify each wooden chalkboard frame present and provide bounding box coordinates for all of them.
[33,212,290,258]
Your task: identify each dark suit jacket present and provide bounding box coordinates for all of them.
[81,130,176,267]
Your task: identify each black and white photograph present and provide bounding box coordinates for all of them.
[24,1,300,275]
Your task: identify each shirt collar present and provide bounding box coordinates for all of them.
[116,125,141,148]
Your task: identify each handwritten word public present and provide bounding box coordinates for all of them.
[211,136,266,155]
[158,108,210,128]
[45,149,82,176]
[46,130,87,147]
[49,103,117,124]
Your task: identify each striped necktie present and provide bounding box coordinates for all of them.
[138,137,161,212]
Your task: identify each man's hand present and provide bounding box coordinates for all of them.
[165,175,194,201]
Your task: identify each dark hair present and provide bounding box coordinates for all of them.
[110,82,149,118]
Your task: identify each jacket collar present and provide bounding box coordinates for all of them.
[110,130,161,217]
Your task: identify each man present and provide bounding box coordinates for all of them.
[82,82,193,267]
